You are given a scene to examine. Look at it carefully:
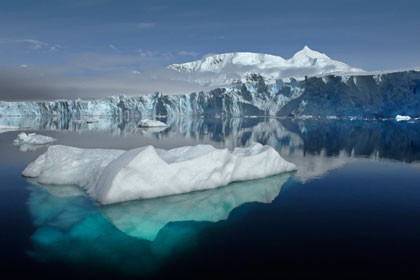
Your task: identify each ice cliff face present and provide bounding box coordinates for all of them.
[279,70,420,118]
[0,71,419,118]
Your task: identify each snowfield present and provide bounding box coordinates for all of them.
[168,46,364,86]
[22,143,296,204]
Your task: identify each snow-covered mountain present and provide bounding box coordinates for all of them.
[168,46,364,86]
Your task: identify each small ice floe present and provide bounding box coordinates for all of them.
[14,132,57,152]
[14,132,56,145]
[395,115,411,121]
[22,143,296,205]
[138,119,168,128]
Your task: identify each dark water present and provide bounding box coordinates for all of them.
[1,117,420,279]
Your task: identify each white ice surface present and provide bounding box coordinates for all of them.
[14,132,56,145]
[22,143,296,204]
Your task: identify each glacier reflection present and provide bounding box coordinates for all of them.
[26,174,292,275]
[3,115,420,163]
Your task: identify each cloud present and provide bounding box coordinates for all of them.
[22,39,48,49]
[0,64,209,101]
[108,44,118,51]
[136,22,156,29]
[0,38,60,51]
[177,50,198,57]
[49,44,62,51]
[136,49,157,57]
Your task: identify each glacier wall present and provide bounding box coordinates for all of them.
[279,71,420,118]
[0,71,419,118]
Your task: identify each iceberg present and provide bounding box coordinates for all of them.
[22,143,296,204]
[138,119,168,127]
[14,132,56,145]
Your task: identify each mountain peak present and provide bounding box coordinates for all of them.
[293,45,330,60]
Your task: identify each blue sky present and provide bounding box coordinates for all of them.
[0,0,419,99]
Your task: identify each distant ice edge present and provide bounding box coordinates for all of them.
[22,143,296,204]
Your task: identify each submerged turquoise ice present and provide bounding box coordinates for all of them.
[26,173,292,276]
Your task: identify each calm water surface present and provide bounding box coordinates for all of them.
[0,117,420,279]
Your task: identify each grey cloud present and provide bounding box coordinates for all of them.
[136,22,156,29]
[0,65,209,101]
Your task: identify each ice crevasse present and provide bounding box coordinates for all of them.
[22,143,296,204]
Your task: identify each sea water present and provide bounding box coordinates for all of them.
[0,117,420,278]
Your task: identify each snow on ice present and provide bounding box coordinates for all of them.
[22,143,296,204]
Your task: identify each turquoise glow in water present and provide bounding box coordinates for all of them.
[26,173,292,277]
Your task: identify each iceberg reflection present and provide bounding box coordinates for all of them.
[25,173,291,275]
[102,173,291,241]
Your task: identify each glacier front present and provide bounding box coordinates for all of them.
[1,71,419,119]
[22,143,296,204]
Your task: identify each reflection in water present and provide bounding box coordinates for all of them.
[13,142,53,152]
[3,115,420,163]
[103,173,291,241]
[16,114,420,276]
[7,115,420,183]
[26,174,291,276]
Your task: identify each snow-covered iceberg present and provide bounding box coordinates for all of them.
[22,143,296,204]
[14,132,56,145]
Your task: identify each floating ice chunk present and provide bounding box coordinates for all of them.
[14,132,56,145]
[395,115,411,121]
[138,119,168,127]
[23,143,296,204]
